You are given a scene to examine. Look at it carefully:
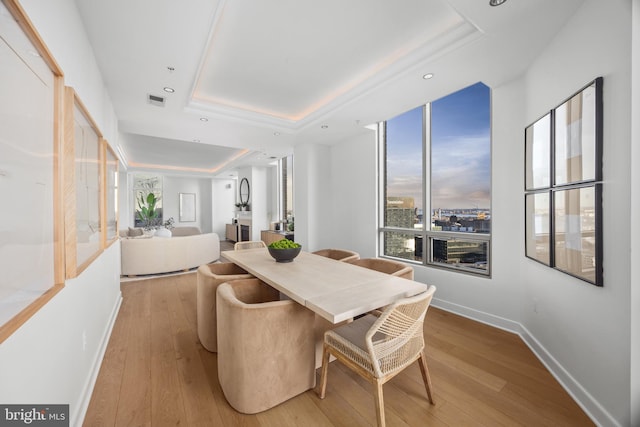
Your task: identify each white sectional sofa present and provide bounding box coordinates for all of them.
[120,227,220,276]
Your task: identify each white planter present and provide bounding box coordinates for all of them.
[155,228,172,238]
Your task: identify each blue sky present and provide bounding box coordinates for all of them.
[386,82,491,211]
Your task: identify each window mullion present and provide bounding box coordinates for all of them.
[423,103,431,265]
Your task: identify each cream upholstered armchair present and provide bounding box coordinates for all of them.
[318,286,436,427]
[216,278,316,414]
[196,263,252,352]
[346,257,414,280]
[312,248,360,262]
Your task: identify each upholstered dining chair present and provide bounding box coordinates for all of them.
[312,248,360,262]
[217,278,316,414]
[234,240,267,250]
[196,263,252,352]
[317,286,436,427]
[346,257,414,280]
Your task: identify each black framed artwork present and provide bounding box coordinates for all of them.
[525,113,550,191]
[525,191,551,266]
[553,185,602,285]
[524,77,603,287]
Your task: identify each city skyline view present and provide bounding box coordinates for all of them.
[385,82,491,213]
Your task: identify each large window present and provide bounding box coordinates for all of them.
[380,82,491,275]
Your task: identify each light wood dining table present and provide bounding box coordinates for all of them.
[221,248,430,323]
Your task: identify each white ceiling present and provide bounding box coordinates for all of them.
[74,0,585,177]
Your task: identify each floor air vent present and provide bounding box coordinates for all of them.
[148,94,165,107]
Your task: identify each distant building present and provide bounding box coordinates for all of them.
[386,197,415,209]
[384,205,417,259]
[433,239,487,265]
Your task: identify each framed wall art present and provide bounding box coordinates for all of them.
[104,141,119,244]
[179,193,196,222]
[64,87,103,277]
[0,0,65,343]
[524,77,603,287]
[525,113,551,191]
[525,191,551,266]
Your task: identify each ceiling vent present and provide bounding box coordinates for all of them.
[147,94,165,107]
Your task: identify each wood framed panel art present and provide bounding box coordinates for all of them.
[0,0,65,343]
[103,141,119,245]
[63,87,104,278]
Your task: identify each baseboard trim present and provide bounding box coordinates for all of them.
[430,298,620,427]
[431,298,522,333]
[72,292,123,426]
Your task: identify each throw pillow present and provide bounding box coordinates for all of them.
[128,227,143,237]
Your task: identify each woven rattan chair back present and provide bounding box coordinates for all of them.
[234,240,267,250]
[318,286,436,427]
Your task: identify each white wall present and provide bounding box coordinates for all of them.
[0,1,123,425]
[162,175,212,233]
[631,1,640,424]
[326,131,378,257]
[309,0,633,425]
[212,178,236,237]
[521,1,631,425]
[293,143,332,251]
[0,245,121,426]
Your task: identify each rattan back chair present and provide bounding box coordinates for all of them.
[234,240,267,250]
[346,257,414,280]
[317,285,436,427]
[312,248,360,262]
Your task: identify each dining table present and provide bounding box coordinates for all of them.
[221,248,430,324]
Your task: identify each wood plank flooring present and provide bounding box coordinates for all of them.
[83,272,594,426]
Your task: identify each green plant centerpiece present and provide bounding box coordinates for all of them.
[136,192,161,230]
[267,239,301,263]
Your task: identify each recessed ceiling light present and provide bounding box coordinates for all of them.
[163,87,175,93]
[200,117,209,122]
[489,0,507,6]
[321,124,329,129]
[423,73,434,80]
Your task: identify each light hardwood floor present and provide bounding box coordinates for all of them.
[83,272,594,426]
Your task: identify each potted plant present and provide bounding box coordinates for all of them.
[155,216,174,238]
[136,192,161,231]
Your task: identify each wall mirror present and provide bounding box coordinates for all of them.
[239,177,250,205]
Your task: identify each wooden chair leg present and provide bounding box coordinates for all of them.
[317,344,331,399]
[373,380,386,427]
[418,350,435,404]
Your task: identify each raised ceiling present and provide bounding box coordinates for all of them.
[74,0,585,177]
